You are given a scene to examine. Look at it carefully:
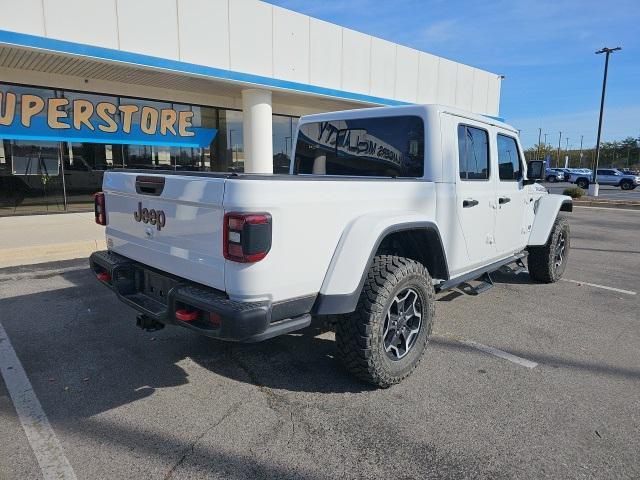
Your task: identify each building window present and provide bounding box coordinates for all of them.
[458,124,490,180]
[1,82,299,215]
[216,109,244,173]
[273,114,293,173]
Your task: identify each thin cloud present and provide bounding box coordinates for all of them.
[422,19,459,44]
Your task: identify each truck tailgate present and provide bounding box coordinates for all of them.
[103,171,226,291]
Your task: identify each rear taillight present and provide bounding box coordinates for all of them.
[223,212,272,263]
[94,192,106,225]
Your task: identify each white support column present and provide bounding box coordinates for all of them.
[242,89,273,173]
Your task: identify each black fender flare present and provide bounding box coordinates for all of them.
[312,222,448,315]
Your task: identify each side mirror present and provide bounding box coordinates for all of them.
[525,161,544,184]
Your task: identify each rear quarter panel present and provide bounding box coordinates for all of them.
[222,178,438,302]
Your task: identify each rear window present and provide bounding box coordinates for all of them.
[293,116,424,177]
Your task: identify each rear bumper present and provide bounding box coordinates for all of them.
[89,250,313,342]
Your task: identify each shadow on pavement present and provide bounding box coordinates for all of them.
[490,269,538,286]
[2,261,637,427]
[0,264,372,421]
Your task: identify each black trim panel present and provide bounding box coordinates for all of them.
[312,222,448,315]
[560,199,573,212]
[435,252,527,292]
[111,169,427,182]
[89,250,313,342]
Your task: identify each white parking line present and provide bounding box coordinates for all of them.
[0,322,77,480]
[459,339,539,369]
[561,278,637,296]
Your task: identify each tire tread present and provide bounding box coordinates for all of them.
[335,255,434,387]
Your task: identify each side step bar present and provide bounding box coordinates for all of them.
[435,252,527,294]
[464,272,494,296]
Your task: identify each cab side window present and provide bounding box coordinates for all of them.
[497,134,523,181]
[458,125,489,180]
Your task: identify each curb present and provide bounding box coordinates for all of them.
[573,199,640,210]
[0,239,107,268]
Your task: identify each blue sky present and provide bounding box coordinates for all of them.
[266,0,639,148]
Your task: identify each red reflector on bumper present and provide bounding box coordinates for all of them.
[175,309,198,322]
[209,312,221,327]
[97,272,111,282]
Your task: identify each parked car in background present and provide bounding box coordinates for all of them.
[545,168,566,182]
[560,168,579,180]
[563,168,590,183]
[570,168,640,190]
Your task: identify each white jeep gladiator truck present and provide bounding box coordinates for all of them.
[90,104,572,387]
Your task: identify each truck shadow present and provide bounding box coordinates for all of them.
[189,322,376,395]
[0,263,372,423]
[490,268,538,285]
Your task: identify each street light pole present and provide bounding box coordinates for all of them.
[579,135,584,167]
[557,131,562,168]
[537,128,542,161]
[590,46,621,196]
[565,137,570,167]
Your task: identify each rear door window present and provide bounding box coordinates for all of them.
[293,116,424,177]
[458,125,490,180]
[496,134,523,181]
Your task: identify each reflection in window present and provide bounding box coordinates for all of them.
[273,115,293,174]
[1,140,65,213]
[214,110,244,173]
[294,116,424,177]
[497,134,522,181]
[458,125,489,180]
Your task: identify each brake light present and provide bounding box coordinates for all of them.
[223,212,272,263]
[94,192,106,225]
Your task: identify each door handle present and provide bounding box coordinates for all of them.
[463,199,479,208]
[498,197,511,204]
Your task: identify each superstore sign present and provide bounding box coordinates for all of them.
[0,89,217,147]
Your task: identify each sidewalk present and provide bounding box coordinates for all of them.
[0,213,106,268]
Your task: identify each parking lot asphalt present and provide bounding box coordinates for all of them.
[1,207,639,479]
[546,181,640,200]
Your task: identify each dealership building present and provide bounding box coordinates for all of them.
[0,0,502,215]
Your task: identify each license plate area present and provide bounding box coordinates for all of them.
[140,269,178,305]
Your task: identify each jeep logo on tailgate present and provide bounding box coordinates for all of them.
[134,202,166,231]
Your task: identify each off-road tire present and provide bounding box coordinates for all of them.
[335,255,435,388]
[527,217,570,283]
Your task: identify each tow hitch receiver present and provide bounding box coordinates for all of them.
[136,314,165,332]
